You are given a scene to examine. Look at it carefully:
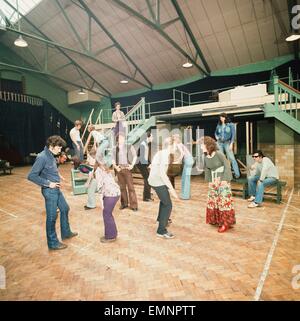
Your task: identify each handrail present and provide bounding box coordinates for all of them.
[274,76,299,120]
[125,97,145,119]
[95,109,103,125]
[0,90,43,106]
[81,108,94,142]
[125,97,145,134]
[278,80,300,97]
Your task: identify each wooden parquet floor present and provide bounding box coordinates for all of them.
[0,164,299,301]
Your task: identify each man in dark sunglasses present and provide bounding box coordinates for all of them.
[247,150,279,208]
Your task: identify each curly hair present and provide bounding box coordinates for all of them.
[46,135,66,148]
[200,136,217,155]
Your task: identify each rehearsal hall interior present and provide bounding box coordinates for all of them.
[1,0,300,301]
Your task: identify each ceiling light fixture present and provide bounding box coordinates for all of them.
[120,79,129,84]
[14,0,28,48]
[286,32,300,42]
[182,60,193,68]
[14,35,28,47]
[78,88,86,95]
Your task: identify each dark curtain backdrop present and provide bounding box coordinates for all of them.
[0,100,73,165]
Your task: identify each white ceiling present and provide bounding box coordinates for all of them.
[0,0,295,96]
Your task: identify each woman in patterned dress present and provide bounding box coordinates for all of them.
[199,136,236,233]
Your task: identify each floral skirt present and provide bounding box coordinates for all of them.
[206,181,236,226]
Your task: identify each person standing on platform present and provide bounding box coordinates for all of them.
[112,102,126,136]
[137,131,153,202]
[112,132,138,211]
[200,136,236,233]
[215,113,240,179]
[173,134,194,200]
[28,136,78,250]
[148,137,179,239]
[70,120,84,162]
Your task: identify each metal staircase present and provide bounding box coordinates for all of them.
[263,77,300,134]
[83,97,157,155]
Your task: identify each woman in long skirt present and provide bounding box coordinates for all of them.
[200,136,236,233]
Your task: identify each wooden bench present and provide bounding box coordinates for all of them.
[231,177,287,204]
[0,159,14,175]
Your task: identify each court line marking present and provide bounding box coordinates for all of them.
[254,188,294,301]
[0,208,18,218]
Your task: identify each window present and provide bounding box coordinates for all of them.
[0,0,43,29]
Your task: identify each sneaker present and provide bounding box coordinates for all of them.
[247,196,255,202]
[100,236,117,243]
[48,242,68,251]
[248,202,259,208]
[156,232,175,239]
[62,232,78,240]
[84,205,95,210]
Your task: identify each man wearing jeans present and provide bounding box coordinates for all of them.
[28,136,77,250]
[247,150,279,208]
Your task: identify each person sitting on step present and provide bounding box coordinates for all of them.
[247,150,279,208]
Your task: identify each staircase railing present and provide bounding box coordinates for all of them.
[125,97,146,133]
[274,76,300,120]
[0,90,43,106]
[95,109,103,125]
[81,108,94,154]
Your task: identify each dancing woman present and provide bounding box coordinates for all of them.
[200,136,236,233]
[94,160,121,243]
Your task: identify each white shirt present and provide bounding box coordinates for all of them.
[70,127,81,142]
[148,149,173,189]
[258,157,279,180]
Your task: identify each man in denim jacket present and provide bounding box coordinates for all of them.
[28,136,77,250]
[215,113,240,178]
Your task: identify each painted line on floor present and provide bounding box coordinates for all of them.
[0,208,18,218]
[254,188,294,301]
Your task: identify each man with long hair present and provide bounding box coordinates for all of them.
[28,136,77,250]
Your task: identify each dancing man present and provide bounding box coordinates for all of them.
[28,136,77,250]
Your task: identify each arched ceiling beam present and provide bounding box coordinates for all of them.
[0,61,110,97]
[110,0,210,76]
[170,0,211,74]
[77,0,153,88]
[3,0,111,96]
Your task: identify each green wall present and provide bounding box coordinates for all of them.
[70,96,112,124]
[0,43,80,122]
[257,119,275,143]
[275,120,295,145]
